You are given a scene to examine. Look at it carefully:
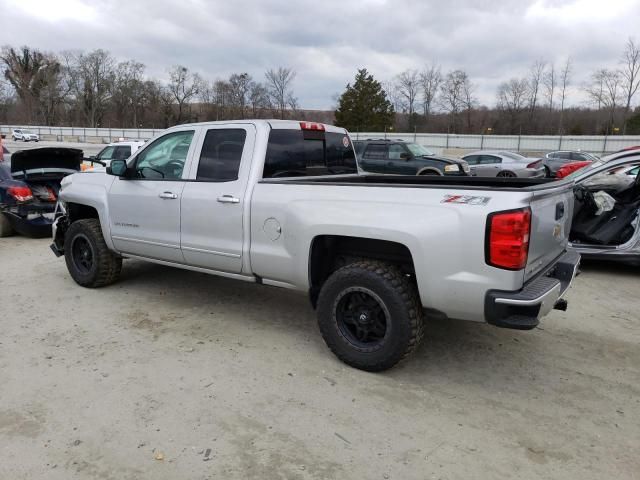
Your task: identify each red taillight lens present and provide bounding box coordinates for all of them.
[486,208,531,270]
[299,122,325,131]
[527,160,541,169]
[7,186,33,202]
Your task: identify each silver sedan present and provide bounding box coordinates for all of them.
[461,150,545,178]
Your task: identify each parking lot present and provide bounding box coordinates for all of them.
[0,235,638,479]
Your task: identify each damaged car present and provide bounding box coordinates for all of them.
[0,147,82,237]
[568,150,640,264]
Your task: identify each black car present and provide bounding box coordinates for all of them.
[0,148,82,237]
[353,139,470,176]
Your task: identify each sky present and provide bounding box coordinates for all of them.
[1,0,639,110]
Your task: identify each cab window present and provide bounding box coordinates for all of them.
[197,129,247,182]
[135,130,194,180]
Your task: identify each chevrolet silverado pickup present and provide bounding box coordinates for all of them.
[50,120,580,371]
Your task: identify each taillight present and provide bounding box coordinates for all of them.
[7,186,33,202]
[486,208,531,270]
[300,122,325,131]
[527,160,541,168]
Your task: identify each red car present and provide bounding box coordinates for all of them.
[556,160,592,179]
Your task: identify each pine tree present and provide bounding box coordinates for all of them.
[334,69,394,132]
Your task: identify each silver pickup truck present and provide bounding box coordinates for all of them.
[51,120,580,371]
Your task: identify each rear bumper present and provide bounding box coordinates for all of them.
[484,250,580,330]
[3,211,53,237]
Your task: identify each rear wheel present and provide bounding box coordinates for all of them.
[317,260,425,371]
[64,219,122,287]
[0,213,15,237]
[497,170,517,178]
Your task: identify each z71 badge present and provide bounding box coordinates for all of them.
[441,194,491,206]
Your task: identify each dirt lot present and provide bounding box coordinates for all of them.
[0,236,638,480]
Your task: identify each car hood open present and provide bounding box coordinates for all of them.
[10,148,83,174]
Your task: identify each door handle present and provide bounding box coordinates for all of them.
[159,191,178,199]
[217,195,240,204]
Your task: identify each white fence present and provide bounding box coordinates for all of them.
[2,124,640,154]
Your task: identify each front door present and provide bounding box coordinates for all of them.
[108,129,197,263]
[180,125,255,272]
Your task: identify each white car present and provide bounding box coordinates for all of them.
[11,129,40,142]
[88,141,145,168]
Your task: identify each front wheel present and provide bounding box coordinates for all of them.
[317,260,425,371]
[64,219,122,288]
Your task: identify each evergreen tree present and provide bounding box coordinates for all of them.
[335,69,394,132]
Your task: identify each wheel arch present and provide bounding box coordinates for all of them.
[416,167,443,176]
[308,235,418,308]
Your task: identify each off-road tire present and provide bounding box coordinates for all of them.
[64,219,122,288]
[317,260,425,371]
[0,213,14,237]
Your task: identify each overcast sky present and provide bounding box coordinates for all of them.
[1,0,639,109]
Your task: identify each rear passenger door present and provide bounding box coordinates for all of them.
[180,125,255,273]
[476,155,502,176]
[360,144,388,173]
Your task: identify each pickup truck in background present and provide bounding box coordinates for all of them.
[50,120,580,371]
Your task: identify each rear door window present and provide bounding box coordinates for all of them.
[197,129,247,181]
[263,129,356,178]
[480,155,501,164]
[363,144,388,160]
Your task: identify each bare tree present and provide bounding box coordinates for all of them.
[65,49,116,127]
[586,69,621,134]
[228,73,253,119]
[543,63,556,113]
[460,74,476,133]
[1,46,63,123]
[395,69,420,128]
[584,69,606,132]
[249,82,269,117]
[439,70,467,133]
[620,37,640,133]
[419,64,442,123]
[527,60,545,128]
[167,65,201,124]
[111,60,145,127]
[497,77,529,133]
[558,57,572,134]
[265,67,296,119]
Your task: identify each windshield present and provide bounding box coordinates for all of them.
[406,143,434,156]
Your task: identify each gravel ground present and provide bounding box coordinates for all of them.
[0,236,638,480]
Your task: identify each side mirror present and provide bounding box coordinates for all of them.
[400,152,411,160]
[108,159,128,177]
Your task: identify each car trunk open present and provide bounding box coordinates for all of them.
[10,147,83,201]
[10,147,82,177]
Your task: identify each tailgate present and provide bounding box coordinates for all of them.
[525,182,575,282]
